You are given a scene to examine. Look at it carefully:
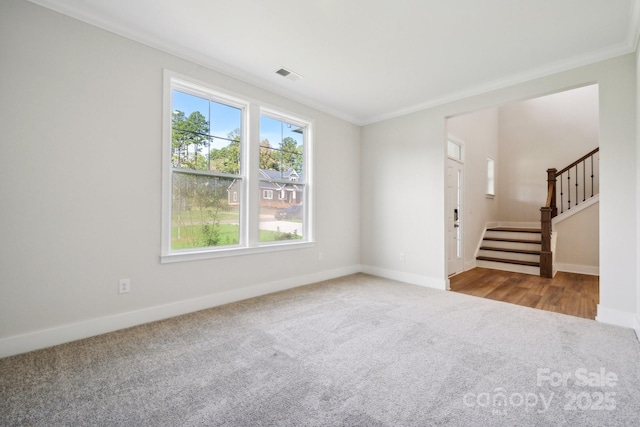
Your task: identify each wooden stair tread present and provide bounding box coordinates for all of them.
[476,256,540,267]
[483,237,541,244]
[487,227,541,233]
[479,246,541,255]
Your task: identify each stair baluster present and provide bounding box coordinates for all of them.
[567,169,571,210]
[590,156,594,198]
[583,160,586,202]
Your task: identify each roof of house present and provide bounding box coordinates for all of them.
[259,169,303,183]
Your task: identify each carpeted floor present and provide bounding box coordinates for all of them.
[1,273,639,426]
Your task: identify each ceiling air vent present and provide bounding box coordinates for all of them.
[275,67,303,82]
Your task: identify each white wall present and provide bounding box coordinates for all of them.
[361,55,636,327]
[360,111,446,288]
[446,109,499,270]
[636,46,640,339]
[0,0,361,356]
[554,204,599,274]
[597,56,637,328]
[497,85,599,222]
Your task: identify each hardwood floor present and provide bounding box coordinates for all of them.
[449,267,599,319]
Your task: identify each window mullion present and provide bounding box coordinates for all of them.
[246,103,261,247]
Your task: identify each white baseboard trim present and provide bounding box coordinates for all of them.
[0,265,361,359]
[361,265,447,291]
[464,260,477,271]
[555,263,599,276]
[595,305,636,329]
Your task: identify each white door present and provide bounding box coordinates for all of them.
[447,158,463,275]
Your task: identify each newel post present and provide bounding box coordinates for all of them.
[540,207,553,278]
[547,168,557,218]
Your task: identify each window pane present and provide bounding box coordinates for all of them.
[447,140,462,161]
[171,172,240,249]
[210,101,242,140]
[258,182,304,243]
[173,91,210,133]
[172,91,210,171]
[172,90,241,174]
[260,115,304,176]
[209,137,241,175]
[487,158,495,195]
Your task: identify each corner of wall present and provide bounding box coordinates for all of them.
[596,304,637,329]
[360,265,448,291]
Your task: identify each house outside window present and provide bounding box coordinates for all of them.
[162,72,313,262]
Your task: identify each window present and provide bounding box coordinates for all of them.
[447,139,463,161]
[162,72,313,262]
[169,87,243,252]
[259,114,307,242]
[487,157,495,196]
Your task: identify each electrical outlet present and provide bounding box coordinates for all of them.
[119,278,130,294]
[400,253,406,262]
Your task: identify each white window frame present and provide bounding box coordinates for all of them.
[263,189,273,200]
[161,70,314,263]
[486,156,495,197]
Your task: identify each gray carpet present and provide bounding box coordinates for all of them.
[1,273,639,426]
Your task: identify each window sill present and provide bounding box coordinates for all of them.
[161,240,315,264]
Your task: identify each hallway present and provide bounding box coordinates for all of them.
[449,267,599,319]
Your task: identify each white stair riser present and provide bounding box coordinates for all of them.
[484,231,541,241]
[476,260,540,276]
[481,240,541,251]
[477,250,539,263]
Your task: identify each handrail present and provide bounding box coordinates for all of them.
[540,147,599,278]
[556,147,599,175]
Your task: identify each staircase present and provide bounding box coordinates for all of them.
[476,227,542,275]
[473,147,599,277]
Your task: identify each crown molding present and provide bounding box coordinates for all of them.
[27,0,640,127]
[361,41,635,125]
[26,0,363,125]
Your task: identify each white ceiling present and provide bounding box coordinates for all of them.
[29,0,640,125]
